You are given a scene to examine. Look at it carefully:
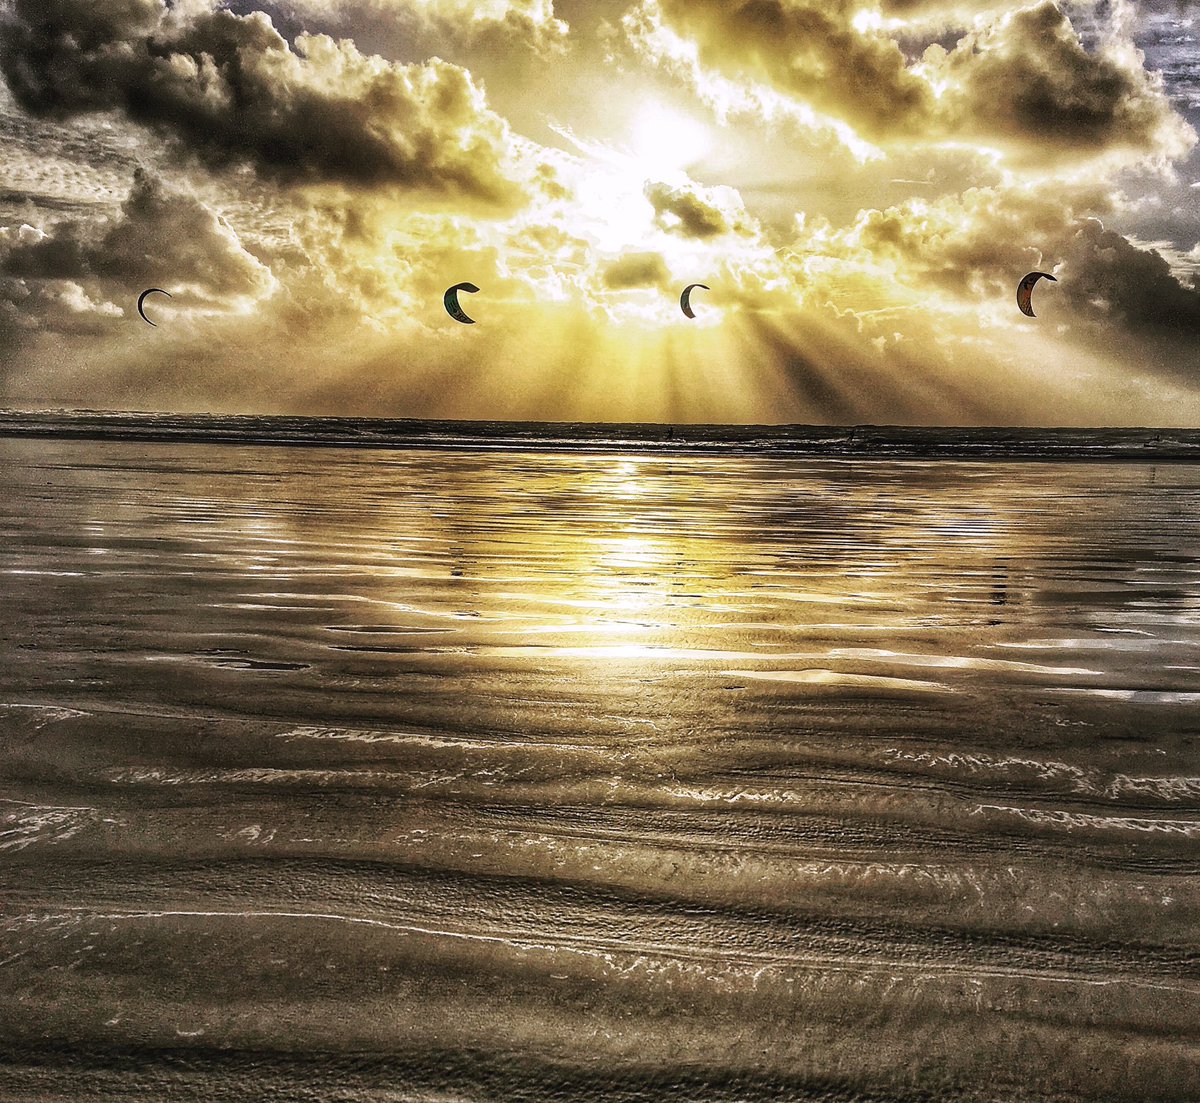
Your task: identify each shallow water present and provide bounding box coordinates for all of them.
[1,438,1199,1101]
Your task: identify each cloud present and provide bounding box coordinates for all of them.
[931,3,1195,162]
[798,179,1200,379]
[836,182,1114,292]
[1058,218,1200,340]
[278,0,569,56]
[875,0,1009,21]
[1,168,274,342]
[650,0,931,143]
[600,251,671,289]
[0,0,530,204]
[636,0,1193,165]
[644,180,757,239]
[1,0,1197,423]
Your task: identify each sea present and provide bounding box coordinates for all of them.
[1,414,1198,1102]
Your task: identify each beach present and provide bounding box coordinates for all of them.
[2,429,1199,1101]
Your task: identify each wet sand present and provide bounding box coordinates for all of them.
[2,436,1199,1101]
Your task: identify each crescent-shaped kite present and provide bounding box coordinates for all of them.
[680,283,709,320]
[1016,271,1056,318]
[137,288,171,326]
[444,282,480,324]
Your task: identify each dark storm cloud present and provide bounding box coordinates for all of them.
[600,252,670,289]
[839,183,1200,375]
[0,0,526,204]
[1059,219,1200,340]
[940,3,1191,157]
[0,168,273,341]
[4,168,271,294]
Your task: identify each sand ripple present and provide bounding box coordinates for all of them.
[2,438,1200,1101]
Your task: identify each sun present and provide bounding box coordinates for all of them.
[553,99,718,264]
[627,101,715,180]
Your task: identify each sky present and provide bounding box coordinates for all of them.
[0,0,1198,425]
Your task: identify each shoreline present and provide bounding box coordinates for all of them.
[2,409,1200,461]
